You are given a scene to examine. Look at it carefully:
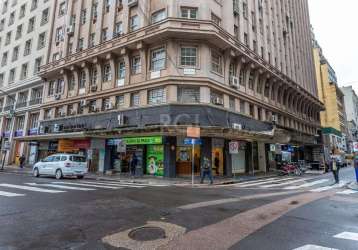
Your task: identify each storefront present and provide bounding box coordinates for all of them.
[106,136,164,176]
[230,140,248,175]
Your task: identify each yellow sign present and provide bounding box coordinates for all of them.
[58,140,78,152]
[187,127,200,138]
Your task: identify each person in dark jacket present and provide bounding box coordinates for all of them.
[19,155,25,169]
[330,156,340,184]
[200,157,213,184]
[129,153,138,177]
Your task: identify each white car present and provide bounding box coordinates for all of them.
[32,154,88,179]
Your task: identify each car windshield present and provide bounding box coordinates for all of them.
[70,156,86,162]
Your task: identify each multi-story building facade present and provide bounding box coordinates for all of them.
[20,0,322,177]
[341,86,358,151]
[0,0,54,165]
[313,38,348,156]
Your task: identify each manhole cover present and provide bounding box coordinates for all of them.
[128,226,166,241]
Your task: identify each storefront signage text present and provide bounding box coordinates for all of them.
[124,136,162,145]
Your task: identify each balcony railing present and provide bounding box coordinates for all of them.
[16,102,27,109]
[29,98,42,106]
[3,105,14,112]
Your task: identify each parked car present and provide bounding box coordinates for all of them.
[32,154,88,179]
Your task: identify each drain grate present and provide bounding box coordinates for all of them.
[128,226,166,242]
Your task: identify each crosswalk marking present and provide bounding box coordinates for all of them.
[0,190,25,197]
[284,179,330,190]
[336,190,358,195]
[0,184,66,193]
[25,183,96,191]
[236,177,296,188]
[261,178,309,188]
[293,244,338,250]
[100,181,169,187]
[310,181,348,193]
[52,182,122,189]
[79,181,144,188]
[234,177,282,186]
[334,231,358,241]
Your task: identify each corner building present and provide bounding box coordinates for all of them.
[23,0,323,177]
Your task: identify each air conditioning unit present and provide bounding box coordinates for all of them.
[59,111,65,117]
[70,109,76,115]
[91,106,99,112]
[105,102,113,110]
[53,124,61,133]
[271,114,278,123]
[214,97,224,106]
[66,25,75,35]
[54,94,61,100]
[230,76,239,88]
[91,85,97,92]
[80,100,87,106]
[117,79,124,87]
[232,123,243,130]
[128,0,138,7]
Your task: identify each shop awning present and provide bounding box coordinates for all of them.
[13,132,88,141]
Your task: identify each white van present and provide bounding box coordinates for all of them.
[32,154,88,179]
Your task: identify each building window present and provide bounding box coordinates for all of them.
[211,50,222,74]
[28,17,35,33]
[19,4,26,18]
[248,72,254,89]
[1,52,8,66]
[41,8,49,25]
[67,74,75,91]
[131,92,140,107]
[29,113,39,129]
[211,13,221,26]
[55,27,64,43]
[131,56,141,74]
[9,11,15,25]
[150,47,166,71]
[249,104,254,117]
[244,33,248,46]
[229,97,235,111]
[118,61,125,79]
[48,81,55,96]
[16,116,25,131]
[89,33,95,47]
[0,74,4,87]
[151,9,166,24]
[243,1,248,19]
[80,9,87,24]
[103,64,112,82]
[181,7,197,19]
[79,70,86,89]
[56,79,64,94]
[5,32,11,45]
[12,46,19,61]
[104,0,111,13]
[130,15,139,31]
[20,63,28,80]
[34,57,42,74]
[38,32,46,49]
[102,28,108,42]
[30,0,38,11]
[90,68,97,86]
[15,25,23,40]
[115,95,125,108]
[67,42,73,55]
[148,88,166,105]
[58,2,66,16]
[180,47,197,67]
[240,100,245,114]
[0,19,5,31]
[77,38,84,51]
[178,87,200,103]
[114,22,123,37]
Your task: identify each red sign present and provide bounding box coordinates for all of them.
[73,139,91,149]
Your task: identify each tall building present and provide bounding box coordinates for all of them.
[19,0,322,176]
[312,38,348,155]
[0,0,54,165]
[341,86,358,150]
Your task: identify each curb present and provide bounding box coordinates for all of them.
[347,182,358,191]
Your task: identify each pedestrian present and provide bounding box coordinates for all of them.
[214,152,220,175]
[200,157,213,185]
[130,153,138,177]
[354,153,358,183]
[19,154,26,169]
[330,155,340,184]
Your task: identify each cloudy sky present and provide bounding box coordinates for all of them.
[308,0,358,93]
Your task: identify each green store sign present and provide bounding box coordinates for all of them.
[123,136,162,145]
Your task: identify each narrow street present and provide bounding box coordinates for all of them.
[0,167,357,250]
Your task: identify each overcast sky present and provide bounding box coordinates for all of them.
[308,0,358,93]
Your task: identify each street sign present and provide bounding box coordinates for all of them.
[270,144,276,152]
[229,141,239,154]
[3,141,10,151]
[353,142,358,152]
[184,138,202,145]
[187,127,200,138]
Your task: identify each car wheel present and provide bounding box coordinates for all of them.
[77,175,84,179]
[55,169,63,180]
[33,168,40,178]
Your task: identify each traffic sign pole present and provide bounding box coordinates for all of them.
[192,142,195,187]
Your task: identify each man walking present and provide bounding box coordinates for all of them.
[200,157,213,185]
[330,156,340,184]
[19,155,26,169]
[129,153,138,177]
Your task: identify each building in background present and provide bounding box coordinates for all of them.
[16,0,322,176]
[341,86,358,152]
[312,38,348,158]
[0,0,55,165]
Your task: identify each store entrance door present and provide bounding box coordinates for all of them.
[212,148,224,176]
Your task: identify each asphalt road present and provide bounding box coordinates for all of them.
[0,167,357,250]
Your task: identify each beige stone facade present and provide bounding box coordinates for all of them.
[38,0,322,135]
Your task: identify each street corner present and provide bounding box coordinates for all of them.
[102,221,186,250]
